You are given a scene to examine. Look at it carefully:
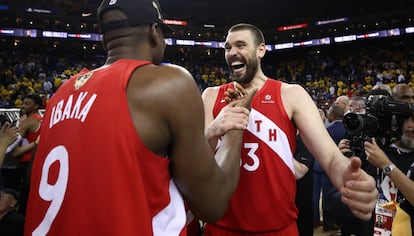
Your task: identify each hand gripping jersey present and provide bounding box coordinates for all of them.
[205,79,298,235]
[24,59,187,236]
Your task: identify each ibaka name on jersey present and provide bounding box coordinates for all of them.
[49,92,97,128]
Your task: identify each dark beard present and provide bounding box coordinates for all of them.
[401,134,414,149]
[229,57,259,84]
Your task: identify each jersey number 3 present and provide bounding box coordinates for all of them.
[242,143,260,171]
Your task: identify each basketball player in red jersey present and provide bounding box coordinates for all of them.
[12,94,43,162]
[24,1,255,235]
[5,94,43,216]
[202,23,378,235]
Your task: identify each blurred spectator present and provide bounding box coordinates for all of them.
[0,186,24,236]
[334,95,350,114]
[392,84,414,104]
[0,33,412,108]
[349,96,366,114]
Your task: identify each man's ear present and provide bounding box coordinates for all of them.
[149,23,159,47]
[257,43,266,58]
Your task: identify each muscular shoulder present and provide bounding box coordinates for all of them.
[280,83,310,117]
[126,63,203,155]
[201,85,223,116]
[140,63,194,84]
[281,82,307,96]
[201,86,221,101]
[128,63,205,119]
[128,64,199,103]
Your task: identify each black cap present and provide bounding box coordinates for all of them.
[97,0,174,34]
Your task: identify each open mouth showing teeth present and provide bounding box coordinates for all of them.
[232,64,244,70]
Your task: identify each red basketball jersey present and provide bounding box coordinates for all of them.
[20,113,43,162]
[206,79,298,233]
[25,59,187,236]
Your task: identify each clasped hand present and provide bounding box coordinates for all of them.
[207,82,257,138]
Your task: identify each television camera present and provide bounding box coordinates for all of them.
[343,95,414,156]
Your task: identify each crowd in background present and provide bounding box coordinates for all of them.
[0,32,413,236]
[1,37,413,110]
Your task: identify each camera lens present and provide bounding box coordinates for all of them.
[343,113,364,132]
[343,113,380,134]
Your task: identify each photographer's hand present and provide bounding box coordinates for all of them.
[364,138,391,169]
[338,139,352,156]
[340,156,378,221]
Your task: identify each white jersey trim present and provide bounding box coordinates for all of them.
[152,180,186,235]
[248,108,295,174]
